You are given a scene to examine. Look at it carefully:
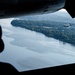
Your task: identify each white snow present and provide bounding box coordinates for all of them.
[0,18,75,72]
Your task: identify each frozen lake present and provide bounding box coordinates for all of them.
[0,18,75,72]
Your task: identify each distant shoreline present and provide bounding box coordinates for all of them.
[11,20,75,46]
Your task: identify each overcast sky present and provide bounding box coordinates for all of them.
[0,8,70,20]
[58,9,67,12]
